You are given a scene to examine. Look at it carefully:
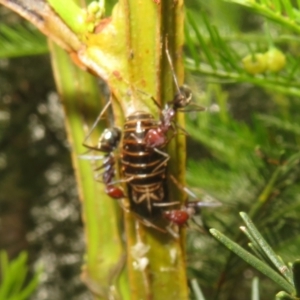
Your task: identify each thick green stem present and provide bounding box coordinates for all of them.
[49,42,127,300]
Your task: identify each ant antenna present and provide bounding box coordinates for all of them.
[134,88,162,110]
[170,175,221,208]
[83,98,112,143]
[165,38,182,97]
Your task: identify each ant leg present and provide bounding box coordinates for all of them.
[109,175,135,186]
[124,87,162,115]
[81,144,107,152]
[162,124,178,144]
[79,153,106,160]
[135,215,167,233]
[173,122,189,136]
[117,202,168,233]
[177,103,206,113]
[134,88,162,110]
[165,225,179,239]
[152,148,170,172]
[150,96,162,110]
[170,175,221,208]
[82,98,112,146]
[170,175,198,199]
[152,201,180,207]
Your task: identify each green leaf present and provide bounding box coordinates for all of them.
[185,1,300,97]
[0,23,48,58]
[276,291,298,300]
[251,277,260,300]
[210,228,295,294]
[0,251,39,299]
[292,260,300,297]
[191,279,206,300]
[240,212,293,284]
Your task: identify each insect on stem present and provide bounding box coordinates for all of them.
[165,38,182,97]
[80,41,209,234]
[83,99,112,144]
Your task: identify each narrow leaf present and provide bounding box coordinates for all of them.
[281,0,294,20]
[240,212,293,284]
[292,260,300,297]
[275,291,297,300]
[210,228,295,294]
[191,279,206,300]
[251,277,260,300]
[0,24,48,58]
[184,22,200,68]
[8,252,28,296]
[186,11,215,69]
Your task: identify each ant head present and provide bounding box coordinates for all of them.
[185,201,202,215]
[173,85,192,110]
[98,127,121,151]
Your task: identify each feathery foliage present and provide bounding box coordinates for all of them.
[0,23,47,58]
[1,0,300,299]
[183,0,300,299]
[185,0,300,96]
[0,251,40,300]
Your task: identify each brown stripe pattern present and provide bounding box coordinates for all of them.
[121,111,168,219]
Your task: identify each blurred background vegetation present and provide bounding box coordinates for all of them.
[1,0,300,299]
[0,7,89,299]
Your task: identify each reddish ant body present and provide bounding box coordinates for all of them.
[163,200,209,226]
[144,85,193,149]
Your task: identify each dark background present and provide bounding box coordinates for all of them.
[0,54,90,299]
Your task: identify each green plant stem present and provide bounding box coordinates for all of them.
[49,41,127,300]
[47,0,86,34]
